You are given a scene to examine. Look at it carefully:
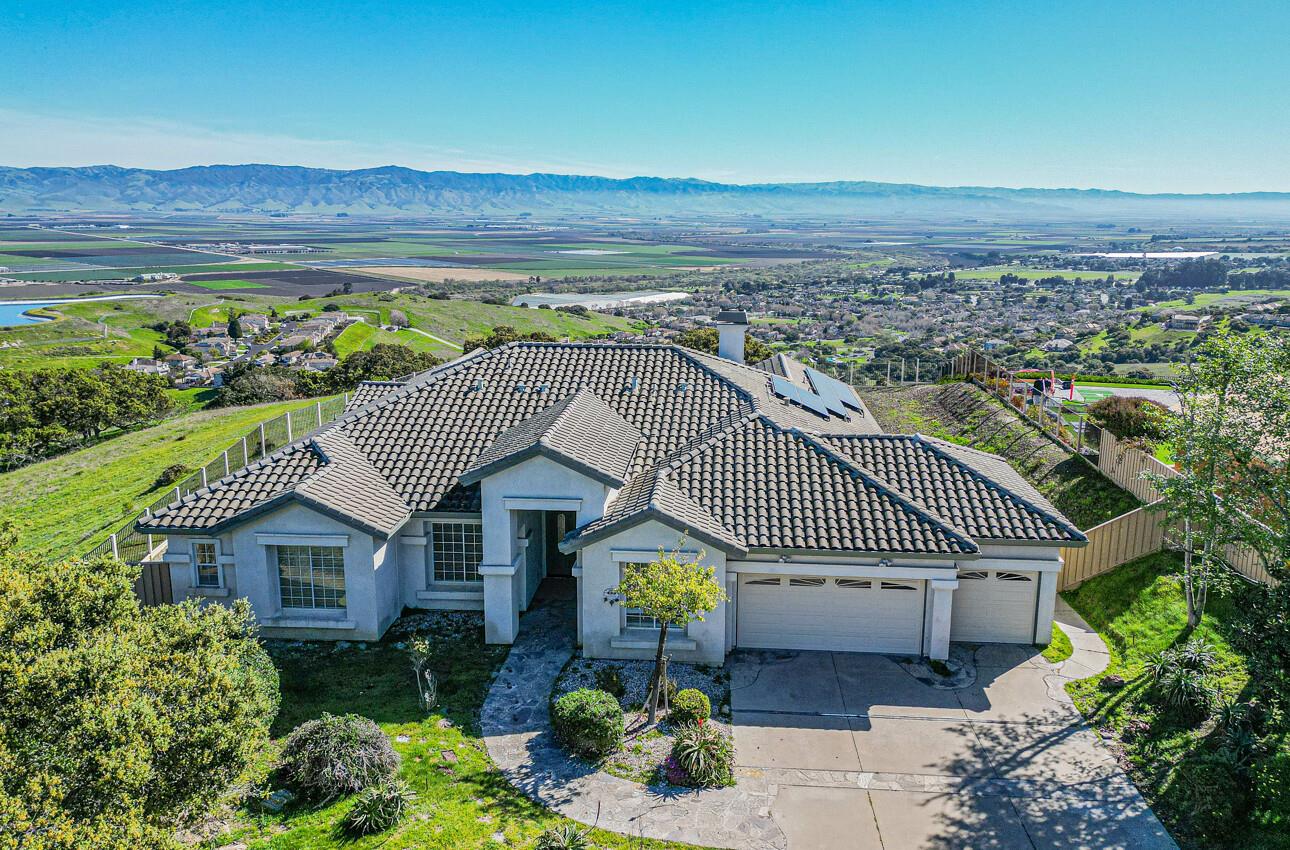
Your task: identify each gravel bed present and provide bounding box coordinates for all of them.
[555,656,730,715]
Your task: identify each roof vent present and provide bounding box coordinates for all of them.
[537,383,549,394]
[623,376,639,394]
[677,381,688,394]
[471,378,486,392]
[515,383,527,393]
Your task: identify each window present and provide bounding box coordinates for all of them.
[623,563,681,632]
[881,581,917,591]
[430,521,483,583]
[789,577,826,587]
[277,546,346,609]
[996,571,1034,582]
[835,579,872,589]
[194,542,220,588]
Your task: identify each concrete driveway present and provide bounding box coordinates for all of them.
[729,647,1176,850]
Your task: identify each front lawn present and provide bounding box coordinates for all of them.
[1063,553,1289,850]
[210,613,711,850]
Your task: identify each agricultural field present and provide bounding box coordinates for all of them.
[950,264,1140,282]
[0,289,640,371]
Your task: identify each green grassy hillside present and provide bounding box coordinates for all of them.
[0,398,321,560]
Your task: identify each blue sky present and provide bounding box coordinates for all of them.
[2,0,1288,192]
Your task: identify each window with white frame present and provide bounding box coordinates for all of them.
[430,520,483,583]
[193,541,220,588]
[622,563,682,631]
[277,545,346,609]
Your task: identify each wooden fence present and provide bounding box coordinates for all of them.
[1096,431,1177,503]
[133,560,173,606]
[1062,435,1274,588]
[1059,504,1167,590]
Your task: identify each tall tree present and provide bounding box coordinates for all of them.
[1150,332,1279,627]
[614,544,726,724]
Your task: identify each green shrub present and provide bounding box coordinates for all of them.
[593,666,626,700]
[1148,638,1216,715]
[1173,754,1251,836]
[670,721,735,787]
[671,689,711,725]
[552,689,624,759]
[280,713,400,802]
[341,778,414,835]
[534,822,592,850]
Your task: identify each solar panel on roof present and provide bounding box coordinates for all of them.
[770,375,830,417]
[806,367,862,411]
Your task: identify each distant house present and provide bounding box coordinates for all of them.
[192,336,236,358]
[278,350,305,366]
[277,334,312,351]
[163,352,198,369]
[1167,313,1210,331]
[193,323,229,338]
[1241,312,1290,329]
[240,314,272,335]
[982,338,1008,351]
[1040,338,1075,352]
[297,353,338,371]
[124,357,169,376]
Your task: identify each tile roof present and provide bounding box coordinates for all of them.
[141,342,1085,555]
[819,435,1085,544]
[460,387,641,487]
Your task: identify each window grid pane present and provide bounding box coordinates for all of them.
[278,546,346,609]
[431,522,483,583]
[194,542,220,587]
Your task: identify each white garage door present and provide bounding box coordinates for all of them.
[950,570,1038,644]
[736,574,925,654]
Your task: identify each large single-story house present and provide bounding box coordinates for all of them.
[139,313,1086,662]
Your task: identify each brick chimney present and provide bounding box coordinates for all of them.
[714,310,749,364]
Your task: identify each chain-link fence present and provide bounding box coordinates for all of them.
[86,394,350,564]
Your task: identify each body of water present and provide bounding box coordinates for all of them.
[0,294,162,327]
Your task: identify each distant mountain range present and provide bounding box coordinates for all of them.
[3,164,1290,221]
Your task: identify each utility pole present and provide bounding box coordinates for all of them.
[886,361,892,384]
[915,358,921,383]
[900,358,906,384]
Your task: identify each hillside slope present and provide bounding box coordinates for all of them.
[0,399,321,559]
[865,382,1139,529]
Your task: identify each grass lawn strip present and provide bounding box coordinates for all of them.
[1041,621,1074,664]
[205,613,711,850]
[1062,553,1288,850]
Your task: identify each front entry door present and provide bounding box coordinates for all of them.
[544,511,577,577]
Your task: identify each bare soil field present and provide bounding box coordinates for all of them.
[353,265,531,282]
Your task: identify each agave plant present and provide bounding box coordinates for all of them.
[670,720,735,787]
[534,822,592,850]
[341,778,415,836]
[1176,638,1217,671]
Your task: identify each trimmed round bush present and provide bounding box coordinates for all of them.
[671,689,711,725]
[341,778,415,835]
[552,688,624,759]
[670,721,735,787]
[280,712,400,802]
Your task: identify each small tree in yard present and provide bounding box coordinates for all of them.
[1150,332,1287,628]
[614,543,726,724]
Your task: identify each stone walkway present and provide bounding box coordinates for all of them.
[480,599,785,850]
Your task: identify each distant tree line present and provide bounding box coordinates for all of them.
[0,366,171,471]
